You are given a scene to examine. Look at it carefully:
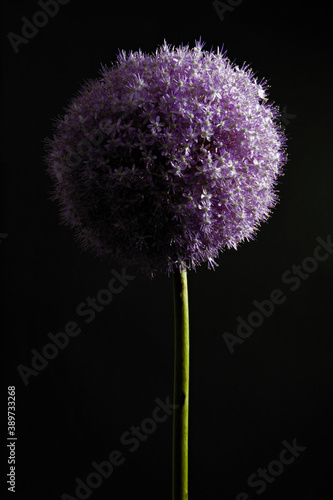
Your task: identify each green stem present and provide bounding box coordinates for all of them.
[172,268,189,500]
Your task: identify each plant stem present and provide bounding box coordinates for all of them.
[172,268,189,500]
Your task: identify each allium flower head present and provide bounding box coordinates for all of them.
[45,40,287,278]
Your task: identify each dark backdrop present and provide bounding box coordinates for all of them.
[1,1,332,499]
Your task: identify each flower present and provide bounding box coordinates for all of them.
[45,39,287,278]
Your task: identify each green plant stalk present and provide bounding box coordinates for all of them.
[172,268,189,500]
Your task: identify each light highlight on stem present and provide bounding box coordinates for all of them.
[172,268,189,500]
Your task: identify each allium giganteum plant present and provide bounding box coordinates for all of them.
[45,40,287,499]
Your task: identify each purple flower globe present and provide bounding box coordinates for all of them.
[45,40,287,278]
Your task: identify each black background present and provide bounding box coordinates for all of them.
[1,1,333,499]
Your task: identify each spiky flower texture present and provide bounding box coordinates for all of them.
[45,40,287,278]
